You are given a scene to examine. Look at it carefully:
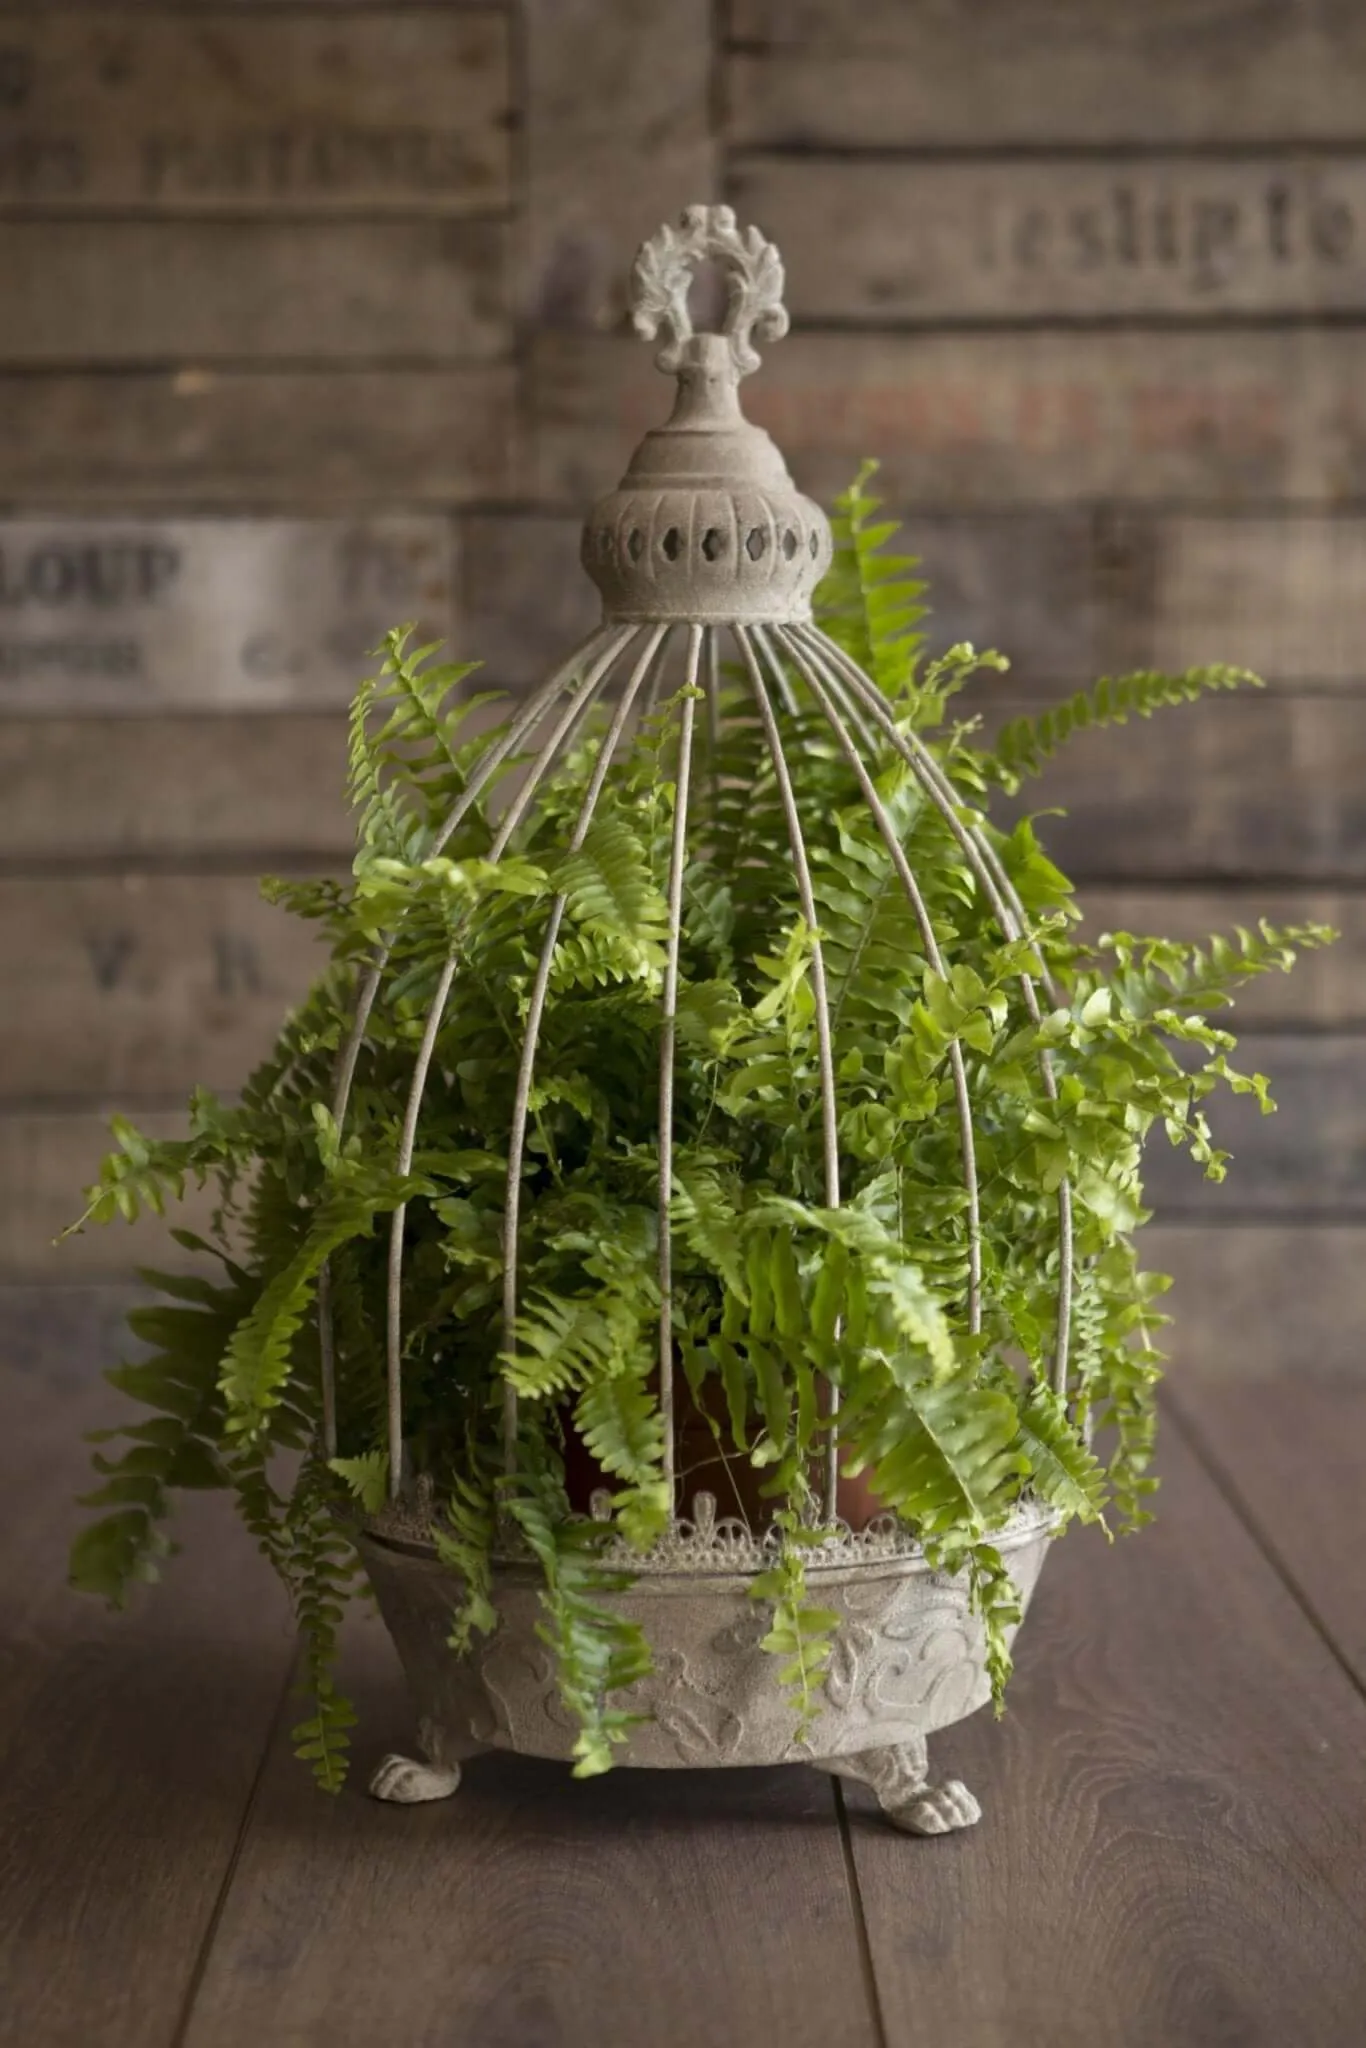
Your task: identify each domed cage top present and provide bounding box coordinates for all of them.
[319,203,1074,1541]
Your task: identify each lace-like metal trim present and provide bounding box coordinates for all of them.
[361,1485,1055,1577]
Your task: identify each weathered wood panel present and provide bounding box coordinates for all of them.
[1013,693,1366,883]
[0,716,351,862]
[845,1419,1366,2048]
[1174,1376,1366,1686]
[0,516,454,713]
[1080,888,1366,1030]
[0,1279,146,1379]
[733,157,1366,321]
[1148,1223,1366,1379]
[459,512,599,686]
[0,10,511,215]
[727,1,1366,146]
[906,510,1366,689]
[0,696,1360,874]
[0,366,517,504]
[0,1364,293,2048]
[0,875,327,1098]
[1139,514,1366,683]
[523,0,716,330]
[531,328,1366,510]
[0,1112,216,1277]
[1141,1035,1366,1220]
[180,1614,873,2048]
[0,220,507,363]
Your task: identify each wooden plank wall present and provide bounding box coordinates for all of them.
[2,0,1360,1382]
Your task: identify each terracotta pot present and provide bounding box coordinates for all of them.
[561,1383,887,1530]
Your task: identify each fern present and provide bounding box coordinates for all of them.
[66,461,1333,1779]
[982,666,1261,793]
[287,1460,362,1793]
[505,1482,653,1778]
[750,1517,841,1742]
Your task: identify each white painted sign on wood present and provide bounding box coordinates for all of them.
[0,516,456,712]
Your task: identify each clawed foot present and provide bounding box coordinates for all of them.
[887,1776,981,1836]
[368,1752,462,1804]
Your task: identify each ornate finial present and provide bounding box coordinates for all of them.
[630,203,790,378]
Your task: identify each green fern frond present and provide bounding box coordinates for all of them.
[982,666,1262,793]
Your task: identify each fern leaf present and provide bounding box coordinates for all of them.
[1014,1383,1106,1523]
[983,666,1262,793]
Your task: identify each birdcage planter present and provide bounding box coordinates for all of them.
[71,200,1325,1837]
[333,203,1080,1836]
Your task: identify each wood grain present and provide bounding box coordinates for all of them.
[531,327,1366,509]
[0,1354,292,2048]
[0,1279,146,1378]
[844,1417,1366,2048]
[1147,1222,1366,1380]
[733,156,1366,322]
[0,716,351,862]
[0,874,329,1098]
[459,511,599,687]
[0,366,517,505]
[1172,1374,1366,1688]
[0,515,456,714]
[0,9,511,216]
[727,0,1366,145]
[178,1605,876,2048]
[1011,693,1366,884]
[912,509,1366,689]
[0,693,1359,872]
[0,219,508,364]
[523,0,716,331]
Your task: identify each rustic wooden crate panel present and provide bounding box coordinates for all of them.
[913,509,1366,688]
[1147,1223,1366,1378]
[1141,1034,1366,1220]
[727,1,1366,145]
[733,157,1366,322]
[1,1279,147,1379]
[1079,888,1366,1030]
[0,874,327,1099]
[523,0,716,331]
[1143,514,1366,682]
[0,220,507,363]
[459,512,598,686]
[2,693,1362,874]
[530,329,1366,510]
[0,515,454,713]
[0,1111,215,1277]
[0,9,511,215]
[0,715,352,861]
[1011,693,1366,882]
[0,366,516,504]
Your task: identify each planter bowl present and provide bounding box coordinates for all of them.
[358,1495,1056,1834]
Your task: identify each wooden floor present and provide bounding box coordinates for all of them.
[3,1315,1365,2048]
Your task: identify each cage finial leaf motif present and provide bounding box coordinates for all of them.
[630,202,790,377]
